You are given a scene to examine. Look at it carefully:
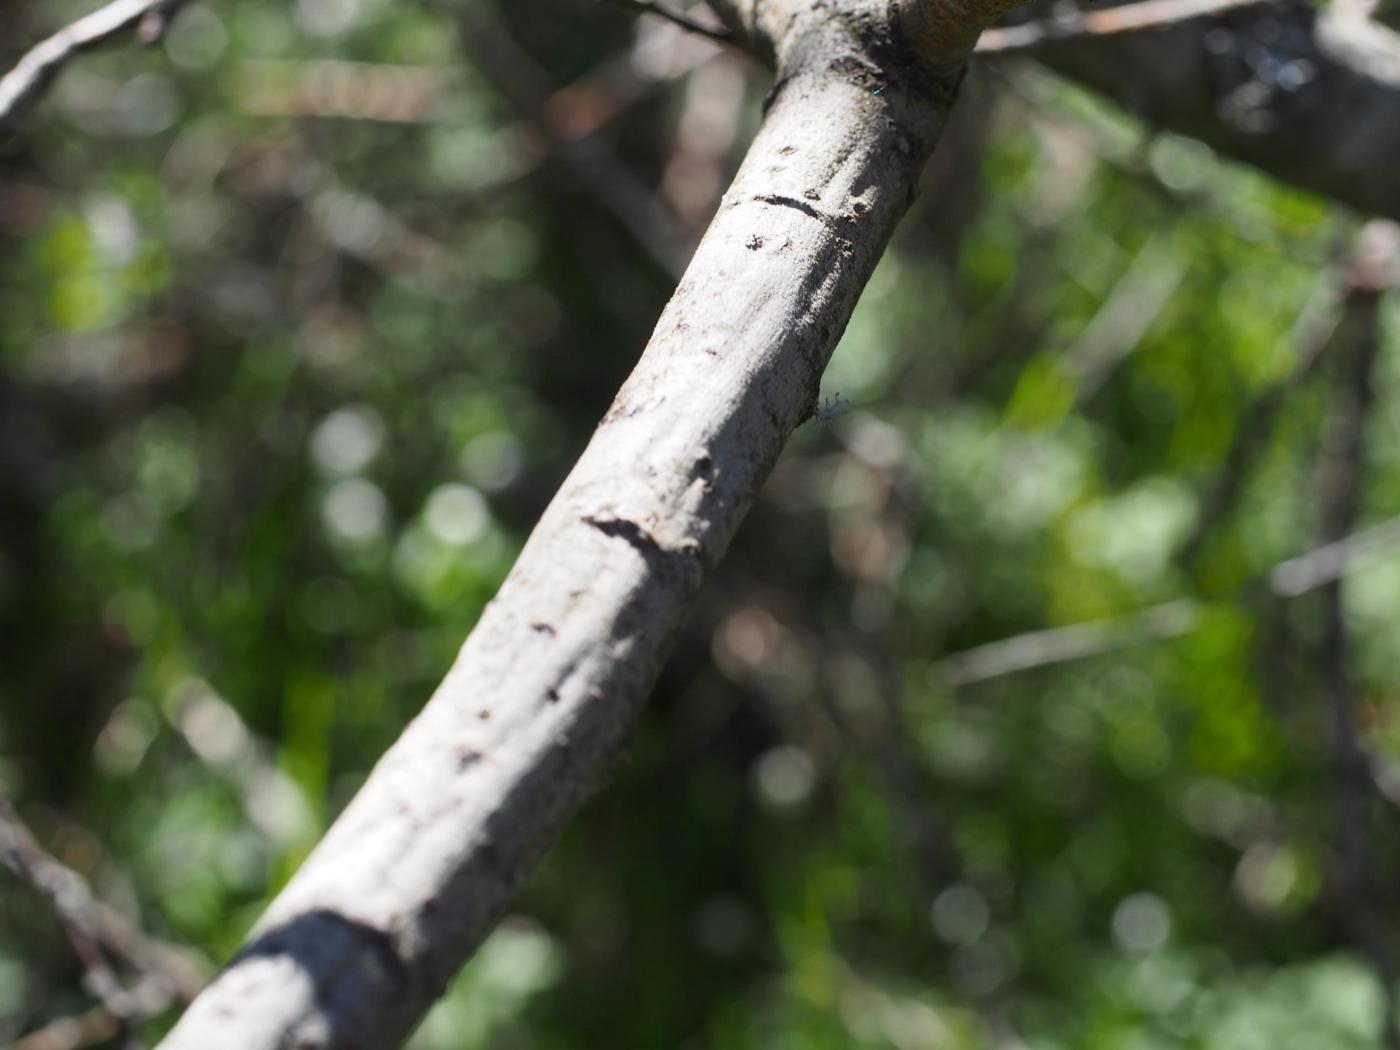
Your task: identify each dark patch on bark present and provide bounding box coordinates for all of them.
[751,194,860,243]
[227,909,417,1045]
[582,515,705,579]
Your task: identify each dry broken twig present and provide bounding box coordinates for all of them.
[0,0,195,134]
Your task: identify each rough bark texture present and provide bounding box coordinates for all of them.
[156,4,996,1046]
[1030,2,1400,221]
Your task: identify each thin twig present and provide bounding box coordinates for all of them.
[454,3,695,278]
[976,0,1261,54]
[600,0,736,45]
[1,795,140,1034]
[936,514,1400,686]
[1063,232,1187,403]
[0,0,195,134]
[14,976,178,1050]
[0,791,204,1024]
[14,1005,121,1050]
[937,599,1203,687]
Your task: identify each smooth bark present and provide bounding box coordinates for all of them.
[156,4,994,1047]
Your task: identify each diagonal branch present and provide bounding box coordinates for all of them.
[1178,218,1399,571]
[976,0,1261,53]
[937,514,1400,686]
[154,1,1032,1045]
[1,796,138,1033]
[459,5,696,278]
[1014,0,1400,222]
[1,791,205,1046]
[0,0,195,134]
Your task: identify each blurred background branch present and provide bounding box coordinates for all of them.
[1,790,204,1048]
[0,0,195,133]
[600,0,735,45]
[976,0,1260,53]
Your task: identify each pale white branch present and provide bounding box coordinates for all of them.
[0,0,194,133]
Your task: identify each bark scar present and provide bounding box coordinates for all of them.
[582,515,705,574]
[752,193,859,237]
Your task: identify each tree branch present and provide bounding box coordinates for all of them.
[1015,1,1400,222]
[977,0,1261,53]
[0,0,195,134]
[1,796,137,1035]
[1177,220,1400,570]
[1,791,204,1046]
[154,1,1026,1044]
[459,5,696,278]
[937,513,1400,686]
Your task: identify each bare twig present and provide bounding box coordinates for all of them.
[1063,232,1186,403]
[1268,518,1400,597]
[454,4,695,278]
[601,0,736,45]
[0,790,204,1037]
[15,1005,121,1050]
[937,514,1400,686]
[937,599,1202,687]
[1179,225,1400,569]
[947,224,1400,689]
[0,0,195,134]
[1,794,140,1035]
[976,0,1260,54]
[15,976,180,1050]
